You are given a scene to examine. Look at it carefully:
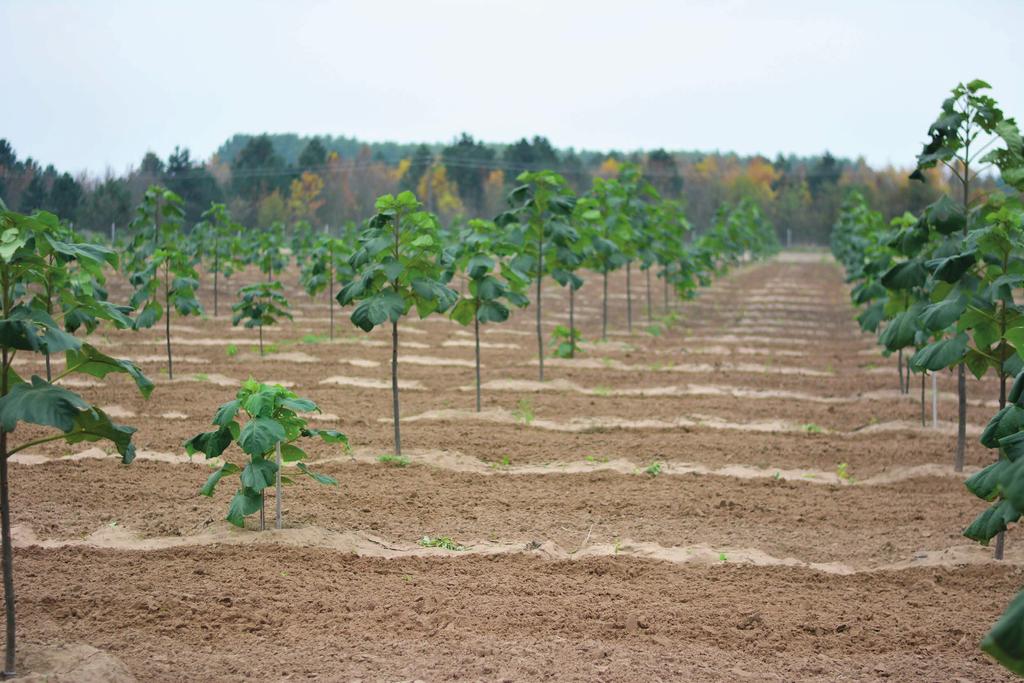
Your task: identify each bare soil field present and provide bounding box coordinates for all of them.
[6,252,1021,681]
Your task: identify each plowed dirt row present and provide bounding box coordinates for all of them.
[8,253,1017,681]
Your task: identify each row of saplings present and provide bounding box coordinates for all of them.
[0,167,776,675]
[830,79,1024,675]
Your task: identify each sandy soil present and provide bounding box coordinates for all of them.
[4,252,1019,681]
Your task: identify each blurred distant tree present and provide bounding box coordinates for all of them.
[442,133,494,213]
[401,144,434,193]
[47,172,83,222]
[20,174,48,212]
[165,146,223,225]
[140,151,165,176]
[298,138,328,170]
[646,148,683,197]
[232,134,287,203]
[80,177,132,233]
[504,136,559,180]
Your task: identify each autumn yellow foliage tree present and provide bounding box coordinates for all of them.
[257,190,288,227]
[416,163,465,219]
[288,171,325,223]
[597,157,622,178]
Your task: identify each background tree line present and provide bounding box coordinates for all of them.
[0,133,967,242]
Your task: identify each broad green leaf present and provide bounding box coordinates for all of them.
[351,290,405,332]
[297,462,338,486]
[281,397,317,414]
[982,589,1024,676]
[964,499,1019,544]
[881,260,926,291]
[0,376,89,432]
[184,425,234,459]
[226,488,264,527]
[921,295,967,332]
[238,417,286,456]
[64,344,154,399]
[965,459,1008,501]
[910,333,968,372]
[212,400,241,428]
[240,456,277,491]
[200,463,241,497]
[280,443,307,462]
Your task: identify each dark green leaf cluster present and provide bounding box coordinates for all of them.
[337,191,458,331]
[184,377,346,527]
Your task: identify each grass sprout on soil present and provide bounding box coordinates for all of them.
[377,454,410,467]
[418,536,467,551]
[513,398,535,425]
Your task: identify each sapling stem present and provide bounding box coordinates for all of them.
[920,372,925,427]
[536,223,544,382]
[164,260,173,380]
[626,261,633,334]
[568,286,575,359]
[932,372,938,428]
[645,268,652,324]
[602,269,608,341]
[898,349,907,394]
[213,243,219,317]
[328,242,334,341]
[275,441,282,530]
[1,343,14,677]
[392,320,401,456]
[474,311,481,412]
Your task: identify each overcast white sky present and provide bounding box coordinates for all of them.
[3,0,1022,176]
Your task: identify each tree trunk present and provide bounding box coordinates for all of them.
[626,261,633,333]
[258,324,264,357]
[897,349,904,394]
[1,345,15,676]
[259,490,265,531]
[213,246,219,317]
[392,320,402,456]
[274,441,283,530]
[602,269,608,341]
[568,286,575,359]
[328,244,335,341]
[996,303,1009,560]
[645,268,652,324]
[164,263,174,380]
[536,229,544,382]
[954,363,966,472]
[995,367,1007,558]
[663,278,669,314]
[474,309,482,412]
[932,372,938,428]
[920,372,925,427]
[956,143,970,473]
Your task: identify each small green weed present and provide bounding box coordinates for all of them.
[718,552,728,562]
[592,385,612,397]
[489,455,512,469]
[801,423,823,434]
[418,536,466,551]
[378,454,410,467]
[644,461,663,477]
[193,373,209,382]
[513,398,535,425]
[226,344,238,358]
